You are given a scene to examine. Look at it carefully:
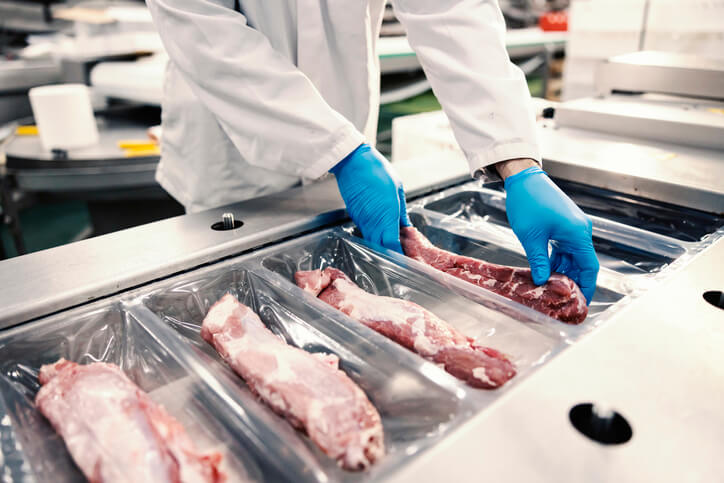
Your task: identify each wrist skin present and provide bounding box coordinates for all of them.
[495,158,539,180]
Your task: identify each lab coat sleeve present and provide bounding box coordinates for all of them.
[145,0,365,179]
[392,0,541,180]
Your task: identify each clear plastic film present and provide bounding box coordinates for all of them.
[0,234,564,483]
[550,178,724,243]
[403,210,626,323]
[398,180,724,333]
[416,185,686,276]
[137,261,472,482]
[133,244,569,481]
[0,300,319,483]
[2,177,721,483]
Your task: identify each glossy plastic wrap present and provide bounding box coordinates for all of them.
[420,185,686,277]
[136,243,564,481]
[0,302,281,483]
[410,181,724,297]
[0,232,567,483]
[461,178,723,243]
[138,263,465,481]
[2,176,719,482]
[551,178,724,243]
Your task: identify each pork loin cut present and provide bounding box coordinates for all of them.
[201,294,384,471]
[35,359,224,483]
[295,268,516,389]
[400,226,588,324]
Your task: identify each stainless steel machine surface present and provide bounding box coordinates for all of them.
[538,122,724,213]
[1,156,722,481]
[395,238,724,482]
[0,156,469,328]
[595,51,724,101]
[550,51,724,210]
[1,50,723,483]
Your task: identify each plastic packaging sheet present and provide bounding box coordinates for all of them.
[136,248,561,482]
[418,184,689,277]
[0,302,283,483]
[550,178,724,243]
[3,177,720,482]
[458,178,724,243]
[409,180,724,298]
[392,212,626,329]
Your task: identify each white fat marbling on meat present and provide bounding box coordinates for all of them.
[265,352,298,383]
[257,386,288,412]
[523,285,547,298]
[335,280,417,325]
[335,280,442,356]
[205,294,238,333]
[411,316,438,356]
[472,367,493,386]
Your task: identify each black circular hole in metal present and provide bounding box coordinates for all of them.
[703,291,724,310]
[211,220,243,231]
[569,403,632,445]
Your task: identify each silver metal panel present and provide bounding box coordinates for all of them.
[396,237,724,482]
[537,122,724,213]
[554,95,724,151]
[596,51,724,100]
[0,59,62,93]
[0,157,469,329]
[13,164,158,191]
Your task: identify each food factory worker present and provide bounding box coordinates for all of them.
[146,0,599,303]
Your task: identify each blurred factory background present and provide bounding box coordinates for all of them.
[0,0,722,258]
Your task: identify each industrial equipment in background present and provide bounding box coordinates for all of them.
[0,1,722,481]
[0,0,572,259]
[0,57,721,477]
[0,1,177,259]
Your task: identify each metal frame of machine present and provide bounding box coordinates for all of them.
[0,49,723,483]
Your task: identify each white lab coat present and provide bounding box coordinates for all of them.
[146,0,540,213]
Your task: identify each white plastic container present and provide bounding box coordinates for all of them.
[28,84,99,151]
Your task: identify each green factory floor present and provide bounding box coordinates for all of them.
[1,201,91,258]
[0,77,545,259]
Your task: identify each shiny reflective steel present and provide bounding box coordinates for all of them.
[596,51,724,100]
[0,156,469,329]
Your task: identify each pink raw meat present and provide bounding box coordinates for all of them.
[35,359,224,483]
[400,226,588,324]
[295,268,516,389]
[201,294,384,471]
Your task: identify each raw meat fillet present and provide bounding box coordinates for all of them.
[201,294,384,471]
[295,268,516,389]
[400,226,588,324]
[35,359,224,483]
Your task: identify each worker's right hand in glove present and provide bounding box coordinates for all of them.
[504,166,599,304]
[330,144,410,254]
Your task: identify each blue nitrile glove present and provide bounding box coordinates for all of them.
[330,144,410,253]
[505,166,599,304]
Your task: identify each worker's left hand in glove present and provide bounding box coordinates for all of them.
[330,144,410,254]
[503,164,600,304]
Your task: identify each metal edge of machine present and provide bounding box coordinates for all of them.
[0,155,471,330]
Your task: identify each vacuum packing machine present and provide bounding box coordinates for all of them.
[1,53,723,482]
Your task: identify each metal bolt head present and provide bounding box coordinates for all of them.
[222,213,235,230]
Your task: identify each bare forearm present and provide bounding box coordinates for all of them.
[495,158,539,180]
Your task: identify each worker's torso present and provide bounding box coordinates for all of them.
[158,0,386,212]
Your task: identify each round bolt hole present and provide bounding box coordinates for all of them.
[569,403,632,445]
[211,220,243,231]
[703,291,724,310]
